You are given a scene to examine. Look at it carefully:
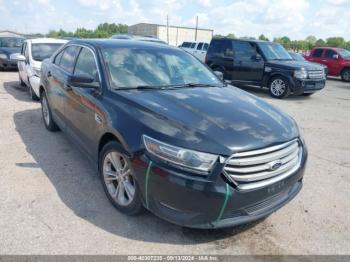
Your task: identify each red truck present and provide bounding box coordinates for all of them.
[306,47,350,82]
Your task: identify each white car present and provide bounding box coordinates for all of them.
[179,41,209,62]
[12,38,67,100]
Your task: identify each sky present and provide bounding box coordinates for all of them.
[0,0,349,40]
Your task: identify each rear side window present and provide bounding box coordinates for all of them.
[190,42,196,48]
[312,49,323,58]
[233,41,256,61]
[324,49,337,59]
[203,43,209,51]
[74,48,99,81]
[59,46,80,73]
[197,43,203,50]
[208,39,233,57]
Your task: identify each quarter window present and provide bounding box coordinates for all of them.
[312,49,323,58]
[59,46,80,73]
[74,48,99,81]
[324,50,337,59]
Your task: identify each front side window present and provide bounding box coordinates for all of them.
[31,43,63,61]
[324,50,337,59]
[102,47,222,89]
[197,43,203,50]
[74,48,99,81]
[258,43,292,60]
[312,49,323,58]
[234,41,256,61]
[59,46,80,73]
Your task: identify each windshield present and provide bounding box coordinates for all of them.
[102,47,222,89]
[258,43,292,60]
[289,52,305,61]
[338,49,350,59]
[31,43,63,61]
[0,37,24,48]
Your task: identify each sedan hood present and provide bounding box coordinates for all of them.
[267,60,324,71]
[117,86,299,156]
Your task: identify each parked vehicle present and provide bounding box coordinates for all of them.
[206,38,326,98]
[39,39,307,228]
[0,36,24,70]
[289,51,328,76]
[12,38,67,100]
[179,41,209,62]
[305,47,350,82]
[110,34,167,45]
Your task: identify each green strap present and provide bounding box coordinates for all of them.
[214,183,230,225]
[145,161,153,209]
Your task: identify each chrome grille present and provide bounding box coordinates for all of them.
[308,70,324,79]
[224,139,302,190]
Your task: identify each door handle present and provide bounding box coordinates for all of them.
[47,71,52,77]
[64,84,72,91]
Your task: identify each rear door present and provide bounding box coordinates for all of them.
[308,48,324,64]
[232,41,264,83]
[323,49,341,76]
[64,46,101,155]
[47,45,80,127]
[207,39,234,79]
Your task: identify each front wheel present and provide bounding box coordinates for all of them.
[41,91,59,131]
[99,141,144,215]
[268,76,290,98]
[341,68,350,82]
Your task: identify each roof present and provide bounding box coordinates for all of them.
[212,37,271,44]
[129,23,213,32]
[26,38,68,44]
[69,39,176,49]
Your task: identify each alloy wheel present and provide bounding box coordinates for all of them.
[103,151,135,206]
[42,95,50,126]
[271,79,286,97]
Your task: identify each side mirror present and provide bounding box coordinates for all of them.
[67,73,99,88]
[253,54,262,61]
[332,54,339,60]
[214,70,224,80]
[10,53,26,62]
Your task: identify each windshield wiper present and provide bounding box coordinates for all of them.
[171,83,224,88]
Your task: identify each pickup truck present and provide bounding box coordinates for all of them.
[305,47,350,82]
[179,41,209,62]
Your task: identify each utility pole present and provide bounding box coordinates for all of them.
[166,15,169,44]
[195,15,198,41]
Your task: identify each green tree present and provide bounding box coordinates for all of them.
[326,37,346,47]
[258,34,269,41]
[315,38,326,47]
[226,33,236,39]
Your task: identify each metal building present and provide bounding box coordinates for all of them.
[128,23,213,46]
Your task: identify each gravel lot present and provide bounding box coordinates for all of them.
[0,71,349,255]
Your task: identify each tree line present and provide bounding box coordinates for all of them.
[214,33,350,51]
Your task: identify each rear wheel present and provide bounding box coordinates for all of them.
[268,76,290,98]
[341,68,350,82]
[41,91,59,131]
[99,141,144,215]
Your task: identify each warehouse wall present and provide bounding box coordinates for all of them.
[157,25,213,46]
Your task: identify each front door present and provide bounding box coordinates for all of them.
[232,41,264,83]
[64,47,101,156]
[323,49,342,76]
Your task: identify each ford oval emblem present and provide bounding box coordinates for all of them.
[268,160,283,171]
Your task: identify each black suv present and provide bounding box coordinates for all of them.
[206,38,326,98]
[39,39,307,228]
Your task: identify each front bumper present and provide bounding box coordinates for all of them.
[131,145,307,229]
[0,58,18,70]
[292,78,326,95]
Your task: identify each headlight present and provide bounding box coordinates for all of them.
[0,53,8,59]
[32,67,41,77]
[294,69,308,79]
[143,135,218,174]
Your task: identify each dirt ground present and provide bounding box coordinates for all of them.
[0,71,349,255]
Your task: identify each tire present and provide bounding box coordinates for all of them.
[99,141,144,216]
[341,68,350,82]
[41,91,59,131]
[268,76,291,99]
